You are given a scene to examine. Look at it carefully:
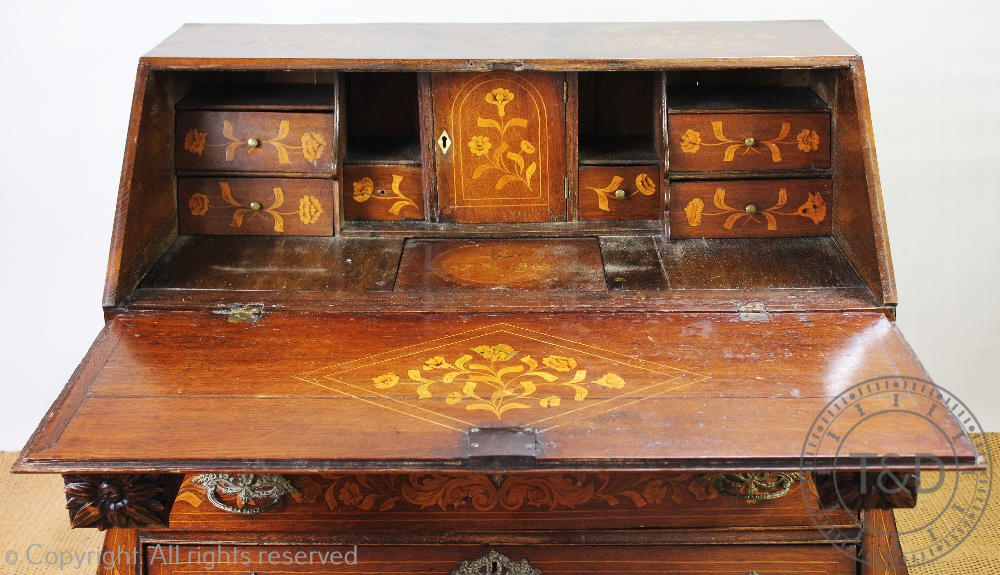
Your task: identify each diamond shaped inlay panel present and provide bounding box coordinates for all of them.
[295,323,706,431]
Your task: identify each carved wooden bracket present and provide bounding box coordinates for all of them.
[63,474,182,530]
[814,471,918,510]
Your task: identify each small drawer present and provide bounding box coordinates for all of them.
[178,177,334,236]
[671,179,831,238]
[176,111,334,174]
[343,165,424,221]
[668,112,830,172]
[578,165,661,220]
[145,544,856,575]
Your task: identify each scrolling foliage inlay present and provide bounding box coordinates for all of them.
[176,473,723,514]
[372,343,627,420]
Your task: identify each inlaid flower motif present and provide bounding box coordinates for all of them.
[520,140,535,154]
[542,355,577,373]
[680,129,702,153]
[468,135,493,157]
[595,373,625,389]
[188,193,210,216]
[301,131,327,162]
[684,197,705,227]
[373,373,399,389]
[635,173,656,196]
[539,396,561,408]
[796,129,820,152]
[298,195,323,225]
[472,344,516,362]
[485,87,515,117]
[338,482,363,506]
[183,128,207,155]
[794,192,827,224]
[383,344,630,420]
[352,177,375,202]
[643,480,669,505]
[423,356,450,370]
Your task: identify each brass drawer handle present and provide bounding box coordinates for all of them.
[451,550,542,575]
[193,473,297,515]
[703,472,801,500]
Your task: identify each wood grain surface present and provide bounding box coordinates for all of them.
[15,311,975,473]
[176,111,334,174]
[433,72,566,223]
[177,178,334,236]
[143,22,858,68]
[670,179,831,238]
[668,112,831,172]
[578,166,661,221]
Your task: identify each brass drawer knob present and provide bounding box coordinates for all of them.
[744,136,756,147]
[249,201,262,211]
[745,204,757,214]
[614,189,626,199]
[247,137,260,148]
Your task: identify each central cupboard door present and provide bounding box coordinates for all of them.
[433,72,566,223]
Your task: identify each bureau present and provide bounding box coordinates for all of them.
[14,21,987,575]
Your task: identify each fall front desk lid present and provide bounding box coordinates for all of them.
[16,311,978,473]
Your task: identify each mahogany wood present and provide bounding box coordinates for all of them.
[578,166,661,220]
[177,177,334,235]
[16,311,976,474]
[394,239,607,291]
[20,22,929,574]
[143,543,857,575]
[433,72,567,223]
[176,111,334,174]
[342,166,425,221]
[668,112,831,173]
[670,179,832,238]
[167,471,856,532]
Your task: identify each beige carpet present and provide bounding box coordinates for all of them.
[2,436,997,574]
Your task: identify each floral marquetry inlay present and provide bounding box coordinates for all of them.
[679,121,821,163]
[468,87,538,192]
[181,121,326,164]
[684,187,826,231]
[587,172,657,212]
[188,181,324,232]
[175,472,723,515]
[352,174,419,216]
[371,344,627,420]
[294,323,705,431]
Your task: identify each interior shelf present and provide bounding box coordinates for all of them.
[343,72,421,166]
[577,71,659,166]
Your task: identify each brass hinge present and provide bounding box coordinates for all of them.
[563,81,568,103]
[737,302,770,322]
[564,177,569,200]
[215,304,263,323]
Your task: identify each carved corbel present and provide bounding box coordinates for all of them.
[63,474,182,530]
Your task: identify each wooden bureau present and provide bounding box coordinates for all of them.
[14,21,985,575]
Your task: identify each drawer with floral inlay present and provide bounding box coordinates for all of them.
[578,166,661,221]
[343,166,425,222]
[176,111,334,174]
[671,179,831,238]
[667,86,831,173]
[178,177,334,236]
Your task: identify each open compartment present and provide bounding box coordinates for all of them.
[342,72,421,166]
[577,71,660,165]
